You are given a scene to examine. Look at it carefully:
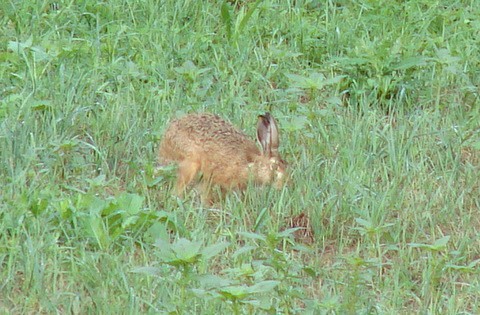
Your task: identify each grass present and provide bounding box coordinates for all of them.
[1,0,479,313]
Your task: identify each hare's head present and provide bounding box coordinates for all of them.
[251,113,287,188]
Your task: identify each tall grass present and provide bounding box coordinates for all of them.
[1,0,479,313]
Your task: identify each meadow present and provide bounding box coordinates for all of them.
[1,0,479,313]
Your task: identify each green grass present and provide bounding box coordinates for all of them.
[1,0,479,313]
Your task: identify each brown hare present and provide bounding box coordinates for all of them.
[158,112,287,202]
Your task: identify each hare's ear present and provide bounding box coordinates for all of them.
[257,112,280,157]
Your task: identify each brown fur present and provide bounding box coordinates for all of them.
[159,113,286,201]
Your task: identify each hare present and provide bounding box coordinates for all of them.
[158,112,286,202]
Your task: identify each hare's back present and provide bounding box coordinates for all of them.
[177,113,252,145]
[166,114,259,156]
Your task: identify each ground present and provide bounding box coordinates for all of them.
[1,0,479,313]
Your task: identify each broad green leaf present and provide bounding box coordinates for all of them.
[408,235,450,251]
[197,274,233,289]
[286,73,345,90]
[355,218,373,228]
[392,56,430,70]
[201,241,230,260]
[117,193,144,215]
[436,49,461,64]
[218,285,249,300]
[154,238,176,262]
[145,222,171,243]
[432,235,450,249]
[237,231,266,242]
[277,227,303,238]
[248,280,280,293]
[174,60,197,74]
[190,288,221,299]
[7,37,33,54]
[171,238,203,263]
[284,115,308,132]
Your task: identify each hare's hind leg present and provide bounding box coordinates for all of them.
[175,159,200,196]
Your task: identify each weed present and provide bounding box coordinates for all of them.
[1,0,479,313]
